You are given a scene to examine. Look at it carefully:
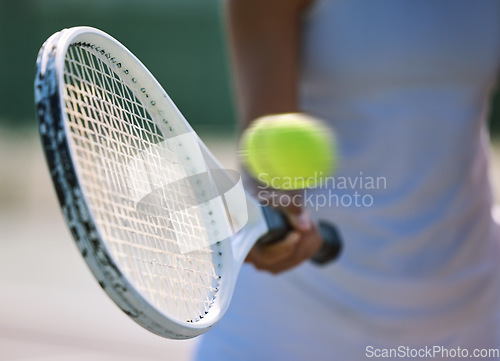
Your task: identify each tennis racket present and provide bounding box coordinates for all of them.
[34,27,342,339]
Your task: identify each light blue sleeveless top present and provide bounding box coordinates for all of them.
[195,1,500,360]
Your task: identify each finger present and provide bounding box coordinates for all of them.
[266,233,322,274]
[261,223,323,273]
[295,226,323,260]
[278,198,302,215]
[245,231,300,266]
[286,210,312,232]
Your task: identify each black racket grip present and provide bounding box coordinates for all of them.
[257,206,343,265]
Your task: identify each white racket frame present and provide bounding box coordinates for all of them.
[35,26,268,339]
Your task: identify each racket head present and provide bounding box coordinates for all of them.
[34,27,261,339]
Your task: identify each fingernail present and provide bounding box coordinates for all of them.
[294,212,311,231]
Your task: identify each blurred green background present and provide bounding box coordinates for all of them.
[0,4,499,360]
[0,0,235,134]
[1,0,500,133]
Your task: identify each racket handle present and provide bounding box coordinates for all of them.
[312,221,343,265]
[258,206,343,265]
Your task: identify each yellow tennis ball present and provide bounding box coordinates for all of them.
[239,113,337,190]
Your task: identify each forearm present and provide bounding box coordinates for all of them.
[225,0,311,128]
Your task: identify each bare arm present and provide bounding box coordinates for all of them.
[226,0,311,127]
[226,0,322,274]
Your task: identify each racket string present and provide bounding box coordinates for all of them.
[63,44,222,323]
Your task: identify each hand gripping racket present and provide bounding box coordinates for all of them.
[34,27,342,339]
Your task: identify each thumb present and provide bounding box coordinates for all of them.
[286,209,312,232]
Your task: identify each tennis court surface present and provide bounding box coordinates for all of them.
[0,131,498,360]
[0,133,238,361]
